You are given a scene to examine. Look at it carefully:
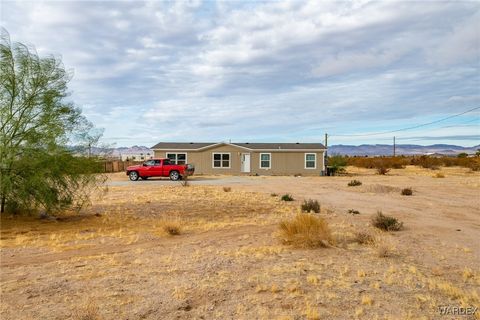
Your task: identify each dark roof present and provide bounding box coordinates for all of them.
[151,142,326,150]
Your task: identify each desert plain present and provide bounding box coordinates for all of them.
[1,166,479,319]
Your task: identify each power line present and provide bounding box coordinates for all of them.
[330,106,480,137]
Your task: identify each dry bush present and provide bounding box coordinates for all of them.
[433,172,445,178]
[160,221,181,236]
[223,186,232,192]
[278,213,333,248]
[354,230,376,245]
[281,194,294,201]
[376,166,390,175]
[401,187,413,196]
[348,209,360,215]
[372,211,403,231]
[270,193,278,197]
[301,199,320,213]
[347,179,362,186]
[73,301,102,320]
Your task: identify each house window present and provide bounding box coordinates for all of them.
[305,153,316,169]
[260,153,271,169]
[213,153,230,168]
[166,153,187,165]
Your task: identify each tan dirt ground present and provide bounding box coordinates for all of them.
[1,166,479,320]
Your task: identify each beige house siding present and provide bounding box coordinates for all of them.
[155,144,325,176]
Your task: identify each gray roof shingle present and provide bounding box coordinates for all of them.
[151,142,325,150]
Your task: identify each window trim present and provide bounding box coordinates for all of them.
[259,152,271,169]
[212,152,231,169]
[305,153,317,169]
[166,152,188,165]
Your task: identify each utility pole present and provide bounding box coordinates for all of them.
[324,133,328,174]
[393,136,396,157]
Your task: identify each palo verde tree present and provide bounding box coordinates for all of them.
[0,29,106,215]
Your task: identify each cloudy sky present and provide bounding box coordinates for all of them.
[1,0,479,147]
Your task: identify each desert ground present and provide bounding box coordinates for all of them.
[1,166,479,320]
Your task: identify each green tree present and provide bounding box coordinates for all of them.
[457,152,468,158]
[327,154,347,176]
[0,29,106,214]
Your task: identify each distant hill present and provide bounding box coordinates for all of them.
[328,144,480,156]
[86,144,479,158]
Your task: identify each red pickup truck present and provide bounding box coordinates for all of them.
[126,159,194,181]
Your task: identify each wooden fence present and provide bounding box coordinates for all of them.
[102,160,142,173]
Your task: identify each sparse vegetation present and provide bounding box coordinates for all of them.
[354,230,375,245]
[348,209,360,215]
[270,193,278,197]
[372,211,403,231]
[347,180,362,187]
[301,199,320,213]
[401,187,413,196]
[279,213,333,248]
[223,187,232,192]
[433,172,445,178]
[73,301,102,320]
[376,166,390,175]
[327,155,347,176]
[160,221,181,236]
[281,194,294,201]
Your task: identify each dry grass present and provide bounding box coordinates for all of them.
[73,301,102,320]
[160,220,181,236]
[223,186,232,192]
[433,172,445,178]
[278,213,333,248]
[354,230,376,245]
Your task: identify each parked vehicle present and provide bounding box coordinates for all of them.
[126,159,194,181]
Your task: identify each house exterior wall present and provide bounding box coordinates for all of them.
[154,144,325,176]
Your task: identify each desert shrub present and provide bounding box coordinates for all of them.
[401,188,413,196]
[376,166,390,175]
[301,199,320,213]
[372,211,403,231]
[377,244,394,258]
[161,221,181,235]
[281,194,294,201]
[279,213,333,248]
[433,172,445,178]
[354,231,375,245]
[223,187,231,192]
[348,209,360,215]
[347,180,362,187]
[328,155,347,176]
[457,152,468,158]
[270,193,278,197]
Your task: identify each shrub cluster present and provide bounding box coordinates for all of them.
[343,155,480,171]
[281,194,294,201]
[401,188,413,196]
[347,180,362,187]
[301,199,320,213]
[372,211,403,231]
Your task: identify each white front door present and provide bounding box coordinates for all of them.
[241,153,251,172]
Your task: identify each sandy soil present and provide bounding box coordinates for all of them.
[1,166,479,320]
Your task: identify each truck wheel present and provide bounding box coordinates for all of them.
[129,171,139,181]
[169,171,180,181]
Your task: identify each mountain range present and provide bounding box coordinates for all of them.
[90,144,479,157]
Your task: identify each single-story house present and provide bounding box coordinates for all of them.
[151,142,326,176]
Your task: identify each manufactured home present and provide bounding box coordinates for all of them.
[151,142,326,176]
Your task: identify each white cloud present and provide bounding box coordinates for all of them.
[1,0,478,146]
